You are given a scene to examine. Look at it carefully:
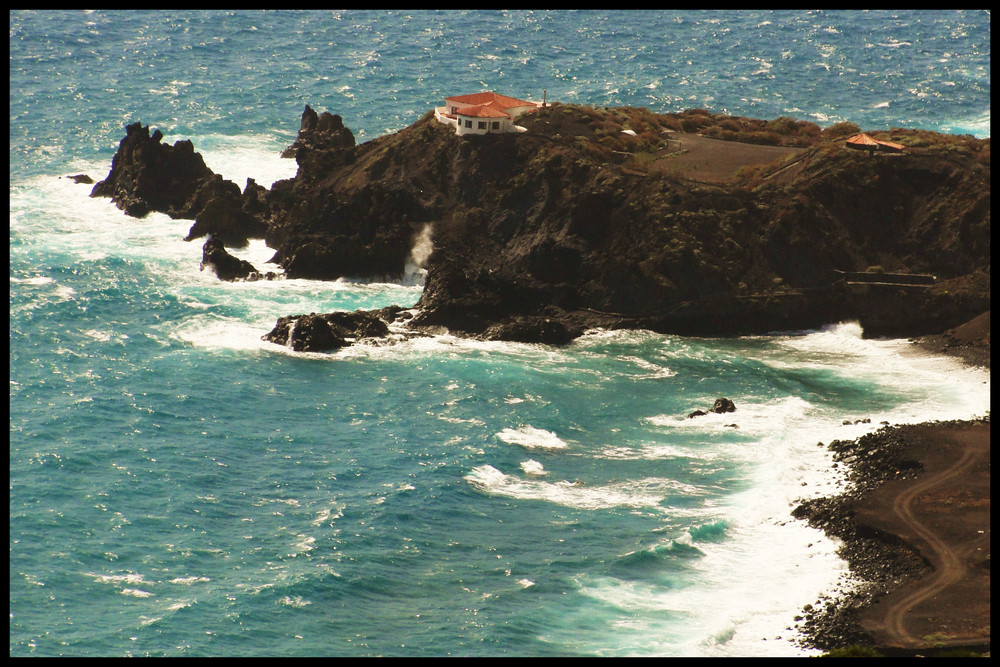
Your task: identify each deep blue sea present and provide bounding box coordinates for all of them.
[10,10,990,657]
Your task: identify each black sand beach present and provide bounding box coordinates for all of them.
[793,313,990,656]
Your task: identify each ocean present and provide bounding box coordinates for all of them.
[9,10,990,657]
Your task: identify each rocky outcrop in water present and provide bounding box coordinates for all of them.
[91,122,271,247]
[688,397,737,418]
[261,306,408,352]
[200,236,278,282]
[91,123,215,218]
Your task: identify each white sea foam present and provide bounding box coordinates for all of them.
[765,322,990,422]
[402,223,433,286]
[311,504,345,527]
[597,442,702,461]
[279,595,312,607]
[617,354,676,379]
[497,426,569,450]
[170,313,280,353]
[120,588,154,598]
[11,174,209,281]
[464,464,704,511]
[645,395,818,441]
[174,133,299,189]
[10,275,55,286]
[290,534,316,555]
[520,459,548,476]
[86,572,148,585]
[225,238,281,270]
[564,516,846,656]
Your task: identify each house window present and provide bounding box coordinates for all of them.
[491,121,500,130]
[464,120,472,128]
[451,107,458,114]
[478,121,487,130]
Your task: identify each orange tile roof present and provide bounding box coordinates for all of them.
[455,103,511,119]
[846,133,880,146]
[875,138,906,151]
[446,91,536,110]
[846,133,906,151]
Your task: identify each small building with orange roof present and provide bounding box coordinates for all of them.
[435,91,543,136]
[845,132,906,155]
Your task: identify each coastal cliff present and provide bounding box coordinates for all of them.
[90,104,990,347]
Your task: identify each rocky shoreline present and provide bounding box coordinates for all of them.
[790,328,990,656]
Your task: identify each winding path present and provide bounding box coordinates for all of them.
[877,429,988,648]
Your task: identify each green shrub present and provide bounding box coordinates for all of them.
[766,116,799,136]
[719,119,743,133]
[680,118,701,133]
[796,120,822,138]
[823,121,862,139]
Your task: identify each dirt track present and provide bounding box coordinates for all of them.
[856,422,991,650]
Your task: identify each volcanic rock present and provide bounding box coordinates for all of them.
[264,312,349,352]
[200,236,261,282]
[95,105,990,345]
[91,122,268,248]
[710,397,737,413]
[261,306,406,352]
[688,397,737,418]
[481,312,583,345]
[91,122,216,218]
[281,105,357,158]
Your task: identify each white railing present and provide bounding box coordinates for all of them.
[434,107,458,130]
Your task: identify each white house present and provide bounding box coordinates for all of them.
[434,92,543,136]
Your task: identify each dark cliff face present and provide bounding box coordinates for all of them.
[91,105,990,342]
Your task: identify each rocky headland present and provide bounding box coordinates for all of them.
[88,103,989,350]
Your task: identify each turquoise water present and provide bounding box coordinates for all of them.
[10,10,990,657]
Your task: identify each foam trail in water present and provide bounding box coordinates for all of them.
[465,464,709,511]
